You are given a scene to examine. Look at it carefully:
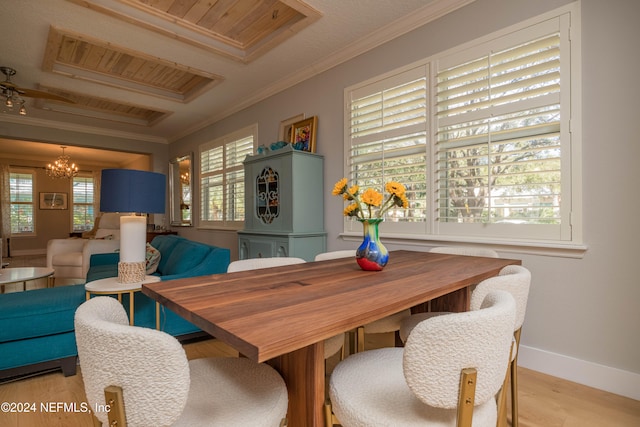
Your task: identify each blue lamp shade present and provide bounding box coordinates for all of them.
[100,169,166,214]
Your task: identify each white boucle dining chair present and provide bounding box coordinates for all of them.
[314,250,357,261]
[75,297,288,427]
[328,290,516,427]
[226,256,307,272]
[228,256,346,361]
[399,246,500,342]
[400,263,531,427]
[428,246,500,258]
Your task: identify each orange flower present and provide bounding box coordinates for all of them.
[385,181,406,197]
[361,188,383,207]
[332,178,348,196]
[394,194,409,208]
[332,177,409,220]
[343,203,359,217]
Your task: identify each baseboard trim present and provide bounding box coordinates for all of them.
[8,249,46,257]
[518,344,640,400]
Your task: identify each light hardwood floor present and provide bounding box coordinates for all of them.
[1,335,638,427]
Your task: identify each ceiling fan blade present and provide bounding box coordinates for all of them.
[15,87,75,104]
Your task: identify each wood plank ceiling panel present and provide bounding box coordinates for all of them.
[35,85,171,127]
[67,0,322,63]
[42,27,223,102]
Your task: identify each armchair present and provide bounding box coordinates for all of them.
[46,213,126,284]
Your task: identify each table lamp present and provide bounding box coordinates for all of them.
[100,169,166,284]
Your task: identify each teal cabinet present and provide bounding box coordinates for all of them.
[238,145,326,261]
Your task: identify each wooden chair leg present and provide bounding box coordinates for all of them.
[511,328,522,427]
[496,339,514,427]
[496,365,510,427]
[324,399,341,427]
[324,399,333,427]
[356,326,365,352]
[457,368,477,427]
[394,330,404,347]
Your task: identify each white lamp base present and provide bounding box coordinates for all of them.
[118,215,147,284]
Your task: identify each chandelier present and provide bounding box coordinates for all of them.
[2,90,27,115]
[46,146,79,179]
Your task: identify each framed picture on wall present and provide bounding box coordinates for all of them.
[290,116,318,153]
[39,192,68,210]
[278,113,305,142]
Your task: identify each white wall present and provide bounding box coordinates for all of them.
[170,0,640,399]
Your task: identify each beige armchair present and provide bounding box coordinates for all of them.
[46,213,126,284]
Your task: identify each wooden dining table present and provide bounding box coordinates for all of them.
[142,250,520,427]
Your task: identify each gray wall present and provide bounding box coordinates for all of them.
[169,0,640,399]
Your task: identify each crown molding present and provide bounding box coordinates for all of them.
[0,114,168,144]
[171,0,476,142]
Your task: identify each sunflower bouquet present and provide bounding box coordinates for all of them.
[332,178,408,220]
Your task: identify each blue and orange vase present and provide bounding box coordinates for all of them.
[356,218,389,271]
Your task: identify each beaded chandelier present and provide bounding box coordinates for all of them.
[46,146,79,179]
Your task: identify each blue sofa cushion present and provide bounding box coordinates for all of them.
[86,264,119,282]
[159,238,210,276]
[0,285,85,343]
[152,234,181,273]
[0,332,77,371]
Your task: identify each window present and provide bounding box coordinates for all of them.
[72,175,94,232]
[347,66,429,235]
[10,171,35,234]
[199,124,256,228]
[344,6,579,245]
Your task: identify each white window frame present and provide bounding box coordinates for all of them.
[71,174,95,232]
[9,169,36,235]
[198,124,257,230]
[343,4,583,255]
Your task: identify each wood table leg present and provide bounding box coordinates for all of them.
[156,302,160,330]
[430,286,470,312]
[268,341,325,427]
[129,291,135,326]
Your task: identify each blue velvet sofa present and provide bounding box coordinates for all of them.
[86,234,231,282]
[0,235,230,380]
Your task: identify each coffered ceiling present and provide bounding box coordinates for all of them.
[0,0,474,146]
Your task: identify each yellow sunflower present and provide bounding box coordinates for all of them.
[361,188,383,207]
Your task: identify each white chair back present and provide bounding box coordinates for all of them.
[75,297,190,427]
[403,290,515,409]
[314,250,356,261]
[430,246,499,257]
[227,257,306,272]
[470,264,531,330]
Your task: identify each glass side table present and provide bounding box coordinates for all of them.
[0,267,55,293]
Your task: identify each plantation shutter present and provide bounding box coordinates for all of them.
[435,17,567,240]
[348,66,429,228]
[200,126,256,226]
[200,145,224,222]
[10,172,34,234]
[225,135,254,221]
[72,176,94,232]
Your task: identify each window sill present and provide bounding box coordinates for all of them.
[339,232,588,259]
[196,225,243,232]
